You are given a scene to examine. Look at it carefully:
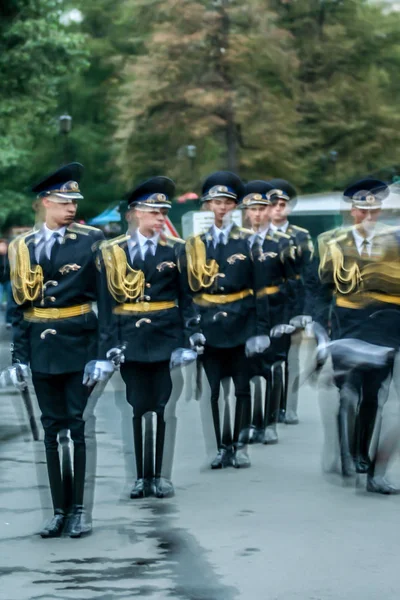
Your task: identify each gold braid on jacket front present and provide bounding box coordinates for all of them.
[8,235,44,304]
[319,238,362,295]
[185,235,220,292]
[101,242,145,303]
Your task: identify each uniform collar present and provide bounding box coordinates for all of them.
[270,221,289,233]
[252,225,269,240]
[128,229,160,249]
[35,223,66,243]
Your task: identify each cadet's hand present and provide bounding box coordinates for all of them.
[189,333,206,356]
[270,324,296,338]
[245,335,270,357]
[170,348,198,370]
[106,346,126,367]
[83,360,114,386]
[289,315,312,329]
[1,364,30,390]
[311,322,331,368]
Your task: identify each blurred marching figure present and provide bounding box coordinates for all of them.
[185,172,270,470]
[313,178,400,494]
[239,181,297,445]
[96,177,202,499]
[7,163,106,537]
[268,180,317,425]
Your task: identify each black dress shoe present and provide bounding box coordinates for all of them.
[40,511,65,538]
[278,409,286,423]
[367,476,400,495]
[341,454,356,478]
[355,456,371,474]
[68,506,92,538]
[211,447,232,469]
[154,477,175,498]
[130,478,145,499]
[232,446,251,468]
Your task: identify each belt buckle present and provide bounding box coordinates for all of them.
[50,308,60,319]
[143,302,150,311]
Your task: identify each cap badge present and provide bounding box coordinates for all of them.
[209,185,228,197]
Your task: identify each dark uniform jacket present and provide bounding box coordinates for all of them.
[185,224,270,348]
[252,230,296,328]
[9,223,104,374]
[314,224,400,348]
[282,223,317,318]
[97,232,199,363]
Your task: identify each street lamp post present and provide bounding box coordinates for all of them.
[186,145,197,180]
[59,114,72,165]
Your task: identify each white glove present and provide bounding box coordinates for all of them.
[270,324,296,338]
[83,360,114,386]
[290,315,312,329]
[189,333,206,356]
[106,346,126,366]
[245,335,270,357]
[170,348,198,370]
[311,322,331,367]
[1,364,30,390]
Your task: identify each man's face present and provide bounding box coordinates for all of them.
[269,198,291,224]
[246,205,269,229]
[134,208,168,234]
[42,197,77,227]
[209,197,236,223]
[351,207,381,228]
[0,241,7,255]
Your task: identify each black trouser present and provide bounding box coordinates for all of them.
[202,345,251,449]
[250,354,283,430]
[32,371,89,511]
[120,361,172,479]
[333,360,393,473]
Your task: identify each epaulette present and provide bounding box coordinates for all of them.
[68,222,101,236]
[290,224,310,234]
[327,232,348,245]
[160,234,185,247]
[238,227,253,235]
[12,229,35,243]
[100,234,130,249]
[271,230,291,241]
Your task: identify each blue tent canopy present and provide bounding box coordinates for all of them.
[88,205,121,225]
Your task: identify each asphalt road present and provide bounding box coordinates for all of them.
[1,322,400,600]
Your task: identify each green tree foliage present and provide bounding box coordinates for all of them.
[274,0,400,191]
[113,0,302,193]
[0,0,87,229]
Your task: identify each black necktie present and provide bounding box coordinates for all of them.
[144,239,154,261]
[214,232,225,264]
[50,232,61,262]
[361,239,369,259]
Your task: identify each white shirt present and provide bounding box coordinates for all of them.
[269,221,289,234]
[127,230,160,263]
[211,223,233,247]
[35,224,66,262]
[352,226,374,257]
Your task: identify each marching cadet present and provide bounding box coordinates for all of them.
[314,178,400,493]
[185,171,270,469]
[240,181,296,444]
[8,163,105,537]
[97,176,202,499]
[268,179,316,424]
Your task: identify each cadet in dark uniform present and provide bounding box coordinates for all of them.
[314,178,400,493]
[97,177,201,499]
[8,163,104,537]
[240,181,297,444]
[268,179,316,424]
[185,172,270,469]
